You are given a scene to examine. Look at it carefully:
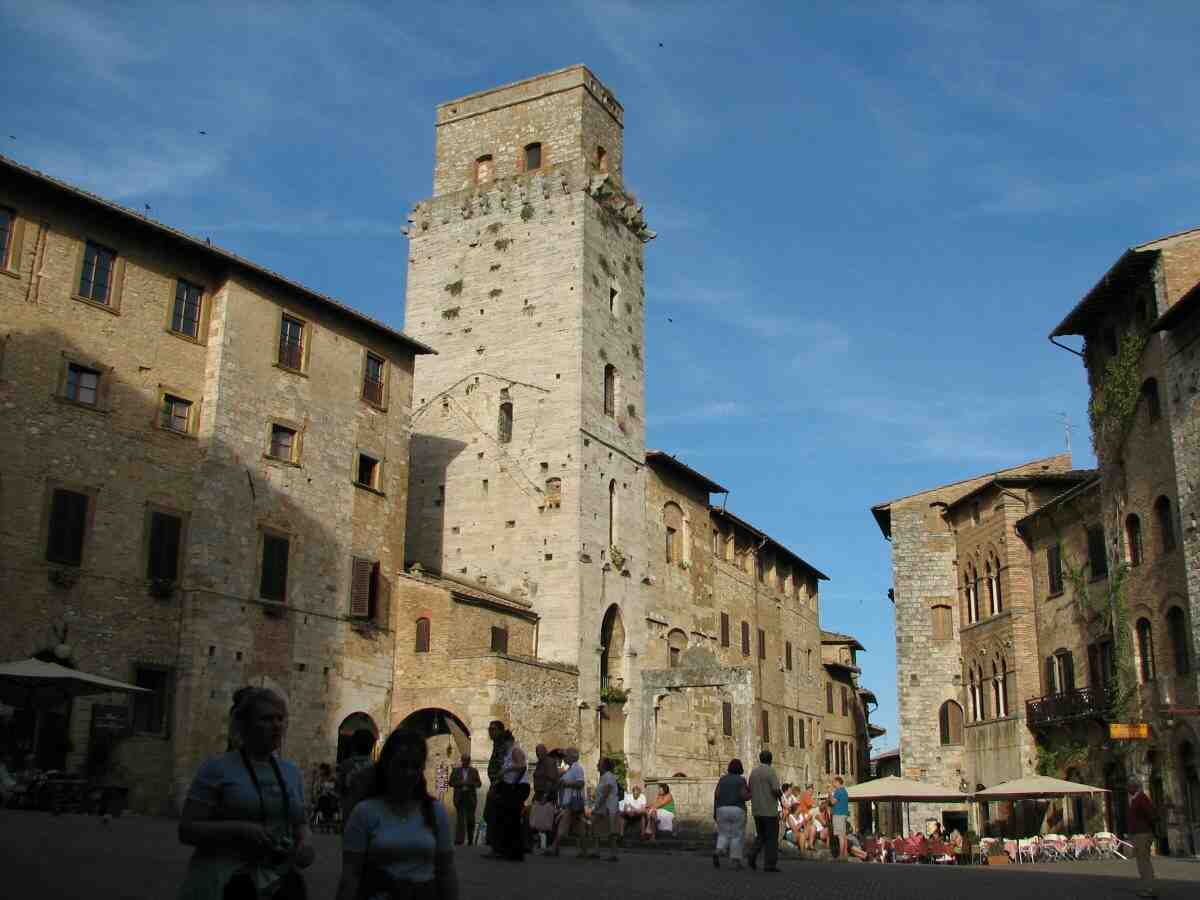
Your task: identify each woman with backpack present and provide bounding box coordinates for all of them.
[336,727,458,900]
[712,758,751,869]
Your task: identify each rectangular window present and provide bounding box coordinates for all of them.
[269,424,296,462]
[722,701,733,737]
[147,511,182,581]
[841,686,849,716]
[787,715,795,747]
[758,628,766,660]
[278,314,305,370]
[712,528,720,556]
[362,352,386,406]
[171,279,203,338]
[46,488,89,565]
[490,626,509,654]
[720,612,730,648]
[79,241,116,304]
[665,526,676,563]
[260,534,289,603]
[132,666,171,735]
[356,453,379,489]
[160,394,192,433]
[798,717,806,749]
[1047,544,1064,595]
[1086,526,1108,579]
[824,739,832,774]
[350,557,380,619]
[0,208,12,268]
[785,641,793,671]
[66,363,100,406]
[760,708,770,743]
[826,681,834,714]
[741,621,750,656]
[524,142,542,171]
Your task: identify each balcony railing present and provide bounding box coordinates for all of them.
[1026,684,1112,728]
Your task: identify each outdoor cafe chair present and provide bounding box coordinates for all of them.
[1041,834,1069,861]
[976,837,997,865]
[1017,837,1040,863]
[1094,832,1126,860]
[1069,834,1095,860]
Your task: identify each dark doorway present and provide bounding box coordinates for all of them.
[336,712,379,764]
[1104,760,1127,836]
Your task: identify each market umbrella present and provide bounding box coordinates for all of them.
[974,775,1108,800]
[846,776,972,802]
[0,658,150,707]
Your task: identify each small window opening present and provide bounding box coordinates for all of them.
[523,142,542,171]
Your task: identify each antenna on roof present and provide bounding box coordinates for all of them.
[1058,412,1072,455]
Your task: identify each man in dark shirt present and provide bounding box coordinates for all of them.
[1127,778,1157,898]
[482,720,509,854]
[449,752,482,845]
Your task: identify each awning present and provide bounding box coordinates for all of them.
[974,775,1109,800]
[844,775,970,802]
[0,658,150,708]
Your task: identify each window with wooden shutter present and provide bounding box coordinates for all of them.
[79,241,116,304]
[415,617,431,653]
[260,534,289,603]
[278,314,305,370]
[350,557,373,618]
[1086,526,1108,578]
[741,621,750,656]
[46,488,89,565]
[1047,543,1064,595]
[147,512,182,581]
[826,681,833,714]
[722,701,732,737]
[132,665,171,735]
[798,717,806,748]
[785,641,793,671]
[841,686,849,716]
[491,626,509,654]
[787,715,795,747]
[824,739,832,774]
[720,612,730,648]
[362,352,386,406]
[758,628,766,660]
[760,708,770,743]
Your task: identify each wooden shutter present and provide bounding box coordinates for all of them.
[720,613,730,647]
[1045,656,1057,695]
[260,535,288,602]
[788,715,795,747]
[722,701,732,736]
[785,641,793,670]
[841,686,849,716]
[760,708,769,742]
[491,626,508,653]
[415,618,430,652]
[741,621,750,656]
[148,512,182,581]
[350,557,372,618]
[758,628,766,660]
[6,215,25,272]
[47,489,88,565]
[1061,652,1075,691]
[798,717,806,748]
[826,681,834,713]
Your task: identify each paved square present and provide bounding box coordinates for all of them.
[2,811,1197,899]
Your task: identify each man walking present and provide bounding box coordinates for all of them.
[482,720,509,854]
[1127,778,1157,898]
[831,776,850,860]
[449,752,482,846]
[746,750,783,872]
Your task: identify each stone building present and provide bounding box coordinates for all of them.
[394,66,878,821]
[870,453,1078,826]
[0,155,430,814]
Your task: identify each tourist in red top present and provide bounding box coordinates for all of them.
[1127,778,1157,898]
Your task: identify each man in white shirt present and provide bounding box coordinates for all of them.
[619,783,647,838]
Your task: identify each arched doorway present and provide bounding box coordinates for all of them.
[336,712,379,764]
[398,708,471,802]
[600,604,625,689]
[1180,740,1199,855]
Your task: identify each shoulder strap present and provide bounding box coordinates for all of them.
[240,750,291,825]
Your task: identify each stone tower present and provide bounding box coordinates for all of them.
[403,66,654,704]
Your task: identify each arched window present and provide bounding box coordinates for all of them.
[993,557,1003,613]
[608,479,618,548]
[931,604,953,641]
[939,700,964,745]
[1136,617,1156,683]
[1126,514,1143,566]
[523,142,542,171]
[596,146,607,172]
[663,502,683,563]
[414,617,431,653]
[603,364,618,417]
[497,401,513,444]
[968,667,980,722]
[1167,606,1190,675]
[1141,378,1161,422]
[667,628,688,668]
[1155,496,1176,554]
[544,477,562,509]
[1000,657,1010,715]
[991,661,1002,717]
[985,561,996,616]
[474,154,494,184]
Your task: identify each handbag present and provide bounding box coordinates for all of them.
[529,800,556,832]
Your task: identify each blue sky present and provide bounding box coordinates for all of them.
[5,1,1198,750]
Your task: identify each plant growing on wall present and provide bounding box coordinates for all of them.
[1034,736,1090,777]
[444,279,464,297]
[600,685,629,705]
[1088,332,1147,463]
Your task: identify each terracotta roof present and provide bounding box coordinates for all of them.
[871,749,900,763]
[0,153,435,356]
[1051,225,1200,338]
[869,453,1073,538]
[821,630,866,651]
[645,450,728,494]
[399,569,536,618]
[708,506,829,581]
[943,469,1098,513]
[823,660,861,675]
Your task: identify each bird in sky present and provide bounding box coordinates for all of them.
[198,130,207,135]
[667,317,673,323]
[144,204,151,213]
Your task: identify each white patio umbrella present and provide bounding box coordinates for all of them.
[846,776,972,836]
[973,775,1108,800]
[0,657,150,707]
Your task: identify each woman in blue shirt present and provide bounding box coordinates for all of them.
[336,727,459,900]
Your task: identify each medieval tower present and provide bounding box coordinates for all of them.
[403,67,654,741]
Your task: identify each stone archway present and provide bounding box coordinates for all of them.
[600,604,625,690]
[398,708,472,803]
[336,711,380,763]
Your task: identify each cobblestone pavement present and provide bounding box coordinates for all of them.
[2,811,1198,899]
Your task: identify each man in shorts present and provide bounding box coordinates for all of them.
[831,776,850,860]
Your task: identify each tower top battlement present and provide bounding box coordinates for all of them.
[436,65,622,127]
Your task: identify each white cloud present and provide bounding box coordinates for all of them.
[647,400,748,427]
